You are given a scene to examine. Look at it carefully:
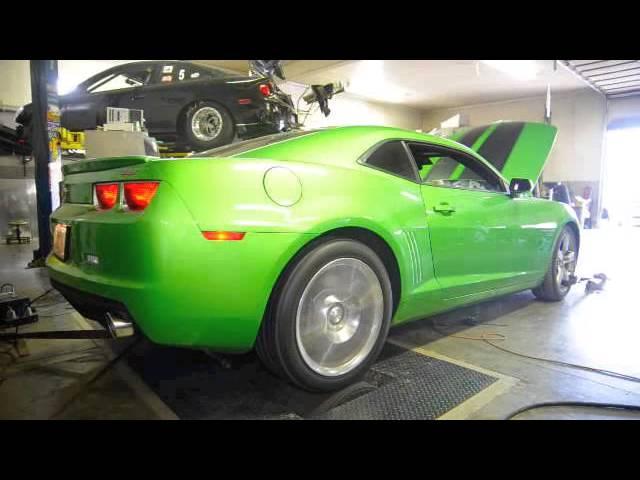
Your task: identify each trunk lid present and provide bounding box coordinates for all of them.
[62,155,155,176]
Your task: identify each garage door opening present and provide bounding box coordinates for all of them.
[602,125,640,227]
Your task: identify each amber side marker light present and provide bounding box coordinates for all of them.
[202,231,246,241]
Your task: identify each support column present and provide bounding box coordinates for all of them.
[29,60,63,265]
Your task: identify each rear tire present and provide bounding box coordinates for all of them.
[532,225,578,301]
[183,101,234,150]
[256,239,393,392]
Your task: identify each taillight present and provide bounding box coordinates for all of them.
[202,231,245,241]
[259,83,272,96]
[95,183,119,210]
[123,182,159,211]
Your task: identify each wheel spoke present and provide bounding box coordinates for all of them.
[191,107,223,142]
[296,258,384,377]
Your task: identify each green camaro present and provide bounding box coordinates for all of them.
[47,121,580,391]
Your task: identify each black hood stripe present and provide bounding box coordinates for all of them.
[476,122,526,172]
[457,126,489,148]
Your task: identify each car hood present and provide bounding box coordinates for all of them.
[446,121,558,183]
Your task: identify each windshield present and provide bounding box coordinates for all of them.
[191,129,319,157]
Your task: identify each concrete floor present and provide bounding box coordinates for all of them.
[1,226,639,420]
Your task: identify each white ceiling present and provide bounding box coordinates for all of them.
[56,60,592,111]
[195,60,590,110]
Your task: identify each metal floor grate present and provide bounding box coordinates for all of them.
[313,348,498,420]
[126,342,498,420]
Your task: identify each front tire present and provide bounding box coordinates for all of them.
[183,101,234,150]
[532,225,579,301]
[256,239,393,392]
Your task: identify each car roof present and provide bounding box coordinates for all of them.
[77,61,246,88]
[229,125,488,168]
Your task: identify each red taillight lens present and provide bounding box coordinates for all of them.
[123,182,159,211]
[95,183,119,209]
[259,83,272,96]
[202,231,245,241]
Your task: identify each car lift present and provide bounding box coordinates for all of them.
[157,141,192,158]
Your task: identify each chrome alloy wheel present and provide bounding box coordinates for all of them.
[555,231,577,294]
[295,258,384,377]
[191,106,223,141]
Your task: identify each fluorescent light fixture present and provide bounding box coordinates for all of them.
[481,60,541,81]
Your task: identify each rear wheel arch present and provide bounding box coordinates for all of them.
[264,226,402,326]
[319,227,402,315]
[256,227,398,390]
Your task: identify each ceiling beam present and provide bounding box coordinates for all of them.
[557,60,605,96]
[601,87,640,94]
[588,65,640,79]
[592,71,640,84]
[608,90,640,99]
[569,60,605,68]
[597,77,640,87]
[576,60,637,73]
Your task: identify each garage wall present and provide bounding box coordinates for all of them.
[421,89,607,183]
[279,82,423,130]
[0,60,31,108]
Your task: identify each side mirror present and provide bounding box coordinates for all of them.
[509,178,533,198]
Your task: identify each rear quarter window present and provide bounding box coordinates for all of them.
[363,141,418,182]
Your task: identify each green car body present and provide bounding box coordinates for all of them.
[47,122,579,357]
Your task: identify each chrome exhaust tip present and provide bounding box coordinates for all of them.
[105,312,135,338]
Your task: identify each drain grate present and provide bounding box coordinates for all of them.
[312,348,498,420]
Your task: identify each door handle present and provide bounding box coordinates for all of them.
[433,202,456,213]
[130,94,145,100]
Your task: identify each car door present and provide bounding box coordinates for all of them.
[407,142,523,300]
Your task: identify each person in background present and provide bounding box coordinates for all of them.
[574,186,593,229]
[550,182,571,205]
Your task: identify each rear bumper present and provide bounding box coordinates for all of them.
[47,157,320,352]
[47,228,311,352]
[50,277,132,325]
[235,97,297,139]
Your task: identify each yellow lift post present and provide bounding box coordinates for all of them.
[58,129,192,158]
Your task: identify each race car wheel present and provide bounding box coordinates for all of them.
[256,239,393,392]
[532,225,579,302]
[183,101,234,150]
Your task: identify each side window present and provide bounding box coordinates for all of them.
[364,141,417,182]
[88,68,153,93]
[407,143,505,193]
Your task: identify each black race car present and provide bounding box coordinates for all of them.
[16,60,298,151]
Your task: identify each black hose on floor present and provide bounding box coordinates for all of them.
[506,401,640,420]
